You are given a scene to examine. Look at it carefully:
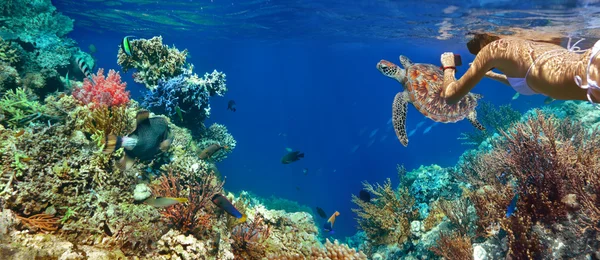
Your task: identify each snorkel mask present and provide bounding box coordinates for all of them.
[574,39,600,109]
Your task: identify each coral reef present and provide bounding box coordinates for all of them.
[117,36,188,89]
[0,88,47,128]
[142,69,227,136]
[197,123,236,162]
[351,178,417,246]
[72,68,130,109]
[458,101,522,145]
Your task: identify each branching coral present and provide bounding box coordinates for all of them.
[151,168,223,237]
[429,232,473,260]
[16,213,60,232]
[72,68,130,108]
[142,69,227,135]
[0,38,19,65]
[231,213,271,260]
[0,87,47,128]
[457,110,600,257]
[117,36,188,89]
[458,101,521,145]
[351,178,416,245]
[79,105,134,147]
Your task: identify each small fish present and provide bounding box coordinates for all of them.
[281,151,304,164]
[386,118,392,125]
[408,128,417,137]
[212,194,247,223]
[199,143,228,160]
[359,189,371,202]
[323,211,340,234]
[285,147,293,152]
[64,71,71,89]
[423,122,439,134]
[14,129,25,137]
[175,106,184,122]
[227,100,237,112]
[76,56,95,84]
[144,197,188,207]
[415,120,426,129]
[103,110,173,170]
[512,92,520,100]
[121,35,135,56]
[369,128,379,138]
[544,97,556,104]
[506,193,519,217]
[303,168,308,175]
[316,207,327,219]
[296,186,300,191]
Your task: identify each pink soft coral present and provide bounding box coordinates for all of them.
[72,68,130,108]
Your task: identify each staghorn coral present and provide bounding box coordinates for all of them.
[429,232,473,260]
[72,68,130,109]
[0,38,19,65]
[117,36,188,89]
[80,105,134,147]
[142,69,227,136]
[0,87,47,128]
[351,178,416,246]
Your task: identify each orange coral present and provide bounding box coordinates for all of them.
[72,68,130,108]
[16,213,60,232]
[429,232,473,260]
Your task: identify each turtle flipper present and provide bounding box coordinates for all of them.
[392,92,409,146]
[399,55,413,69]
[467,111,485,131]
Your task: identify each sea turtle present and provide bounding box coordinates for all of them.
[376,55,485,146]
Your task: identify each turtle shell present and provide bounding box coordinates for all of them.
[404,63,479,123]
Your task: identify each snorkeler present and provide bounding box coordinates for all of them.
[439,33,600,108]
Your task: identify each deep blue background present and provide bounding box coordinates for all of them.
[68,29,545,239]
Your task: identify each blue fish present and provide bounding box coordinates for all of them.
[506,193,519,217]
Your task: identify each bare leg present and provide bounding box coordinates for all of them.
[484,71,510,86]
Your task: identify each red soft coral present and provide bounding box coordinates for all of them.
[72,68,130,108]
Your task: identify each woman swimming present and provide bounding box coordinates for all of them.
[439,33,600,108]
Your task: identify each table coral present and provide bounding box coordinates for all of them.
[117,36,188,89]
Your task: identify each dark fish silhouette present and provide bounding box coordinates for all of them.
[199,143,228,160]
[212,194,247,223]
[359,189,371,202]
[316,207,327,219]
[103,110,173,170]
[281,151,304,164]
[227,100,236,112]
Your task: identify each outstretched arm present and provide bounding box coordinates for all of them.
[440,50,498,104]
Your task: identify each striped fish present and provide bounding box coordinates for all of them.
[76,56,95,85]
[121,35,135,56]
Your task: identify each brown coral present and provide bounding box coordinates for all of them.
[117,36,188,89]
[351,178,416,245]
[151,168,223,237]
[429,232,473,260]
[231,213,271,260]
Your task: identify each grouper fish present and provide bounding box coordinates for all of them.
[103,110,173,170]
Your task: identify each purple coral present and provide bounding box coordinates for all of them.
[142,70,227,135]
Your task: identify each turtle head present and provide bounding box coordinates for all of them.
[377,60,406,83]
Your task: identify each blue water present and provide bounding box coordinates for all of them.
[53,0,600,239]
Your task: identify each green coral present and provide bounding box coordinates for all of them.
[0,88,45,128]
[117,36,188,89]
[0,38,19,65]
